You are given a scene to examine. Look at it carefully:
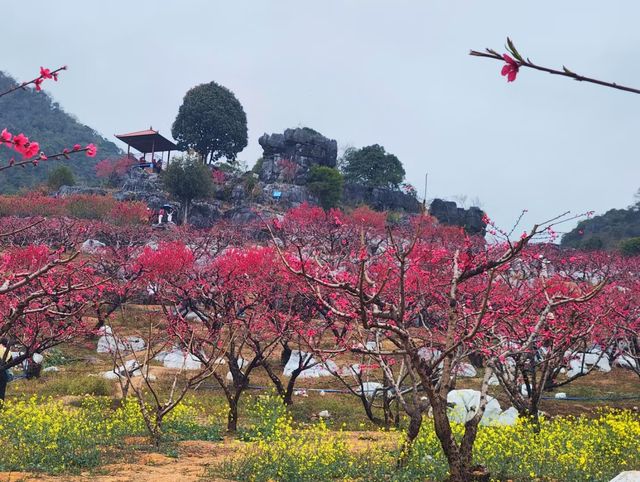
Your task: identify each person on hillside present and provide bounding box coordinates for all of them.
[0,338,10,401]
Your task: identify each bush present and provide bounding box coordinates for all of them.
[47,165,76,191]
[307,165,344,209]
[0,194,148,225]
[42,376,112,397]
[0,397,104,473]
[221,410,640,482]
[239,392,290,442]
[0,396,223,474]
[620,237,640,256]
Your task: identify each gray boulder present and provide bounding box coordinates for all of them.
[429,199,486,236]
[189,201,222,229]
[56,186,107,197]
[258,128,338,184]
[343,183,421,213]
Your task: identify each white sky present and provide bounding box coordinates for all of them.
[4,1,640,233]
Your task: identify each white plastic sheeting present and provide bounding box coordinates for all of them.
[609,471,640,482]
[357,382,384,399]
[96,326,146,354]
[566,350,611,377]
[447,389,518,426]
[282,350,338,378]
[81,239,105,254]
[162,350,202,370]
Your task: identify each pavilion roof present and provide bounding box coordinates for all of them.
[115,129,178,153]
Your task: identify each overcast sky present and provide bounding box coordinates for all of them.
[5,1,640,233]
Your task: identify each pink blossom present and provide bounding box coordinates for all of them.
[40,67,53,79]
[1,129,11,143]
[85,144,97,157]
[501,54,519,82]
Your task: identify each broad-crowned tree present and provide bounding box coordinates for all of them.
[342,144,405,190]
[171,81,248,163]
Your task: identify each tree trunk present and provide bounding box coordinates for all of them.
[397,410,422,467]
[0,369,7,401]
[227,399,238,432]
[183,201,189,225]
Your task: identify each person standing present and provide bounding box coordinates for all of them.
[0,338,10,401]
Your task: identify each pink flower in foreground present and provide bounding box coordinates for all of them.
[40,67,53,79]
[1,129,12,143]
[24,142,39,158]
[34,78,43,91]
[85,143,97,157]
[13,133,28,151]
[73,144,81,151]
[501,54,519,82]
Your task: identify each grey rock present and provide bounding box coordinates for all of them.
[223,206,261,225]
[56,185,107,197]
[258,127,338,184]
[429,199,486,236]
[262,183,316,208]
[343,183,421,213]
[189,201,222,229]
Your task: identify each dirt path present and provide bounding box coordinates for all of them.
[0,432,396,482]
[0,440,241,482]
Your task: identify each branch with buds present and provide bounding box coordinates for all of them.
[470,37,640,94]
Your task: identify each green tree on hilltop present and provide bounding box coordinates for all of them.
[307,166,344,209]
[342,144,405,189]
[172,81,248,164]
[162,155,214,223]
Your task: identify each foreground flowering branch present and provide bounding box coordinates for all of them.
[470,37,640,94]
[0,66,66,98]
[0,128,96,170]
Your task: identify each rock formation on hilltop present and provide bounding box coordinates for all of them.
[429,199,486,236]
[258,127,338,184]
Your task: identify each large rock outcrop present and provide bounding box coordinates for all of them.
[343,184,421,213]
[56,186,107,197]
[114,169,172,209]
[429,199,486,236]
[258,128,337,184]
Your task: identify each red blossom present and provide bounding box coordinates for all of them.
[85,143,97,157]
[1,129,11,143]
[501,54,519,82]
[40,67,53,79]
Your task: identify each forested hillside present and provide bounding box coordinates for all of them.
[0,71,121,192]
[561,204,640,250]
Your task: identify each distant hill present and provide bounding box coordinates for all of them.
[561,204,640,251]
[0,71,121,192]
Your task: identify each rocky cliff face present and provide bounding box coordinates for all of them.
[429,199,486,236]
[114,169,173,209]
[343,183,421,213]
[258,127,338,184]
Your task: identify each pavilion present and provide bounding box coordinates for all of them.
[115,128,179,169]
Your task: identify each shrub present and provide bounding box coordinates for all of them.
[620,237,640,256]
[47,165,76,191]
[307,165,344,209]
[0,194,148,225]
[0,396,223,474]
[221,410,640,482]
[239,393,290,442]
[43,376,112,397]
[0,397,104,473]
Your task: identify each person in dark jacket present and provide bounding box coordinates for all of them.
[0,338,10,401]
